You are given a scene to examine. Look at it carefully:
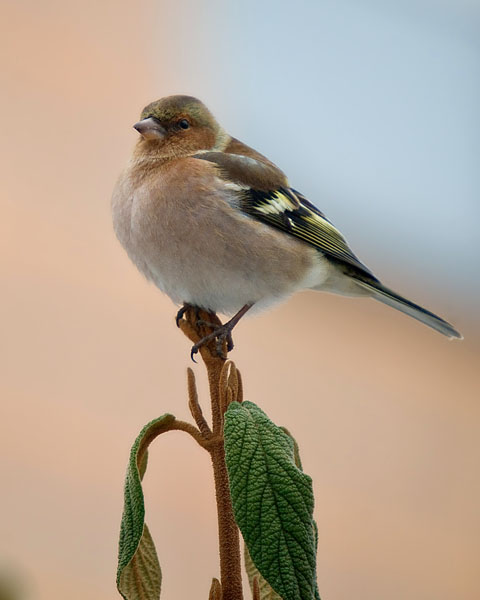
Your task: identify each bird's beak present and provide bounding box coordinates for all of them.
[133,117,166,140]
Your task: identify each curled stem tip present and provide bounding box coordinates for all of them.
[209,577,223,600]
[218,361,242,416]
[187,367,211,437]
[236,368,243,404]
[252,577,260,600]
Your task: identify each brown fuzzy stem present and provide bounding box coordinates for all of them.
[178,308,244,600]
[210,443,243,600]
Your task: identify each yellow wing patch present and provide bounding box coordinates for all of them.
[254,189,300,215]
[243,187,373,275]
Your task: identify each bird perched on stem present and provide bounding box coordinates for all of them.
[112,95,462,358]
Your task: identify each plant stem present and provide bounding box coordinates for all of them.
[179,308,244,600]
[210,443,243,600]
[205,341,243,600]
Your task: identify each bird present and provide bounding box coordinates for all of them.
[112,95,462,358]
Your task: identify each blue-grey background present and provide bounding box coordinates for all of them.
[152,0,480,320]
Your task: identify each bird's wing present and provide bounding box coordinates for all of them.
[193,151,375,277]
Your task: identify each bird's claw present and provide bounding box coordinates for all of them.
[176,304,204,327]
[190,347,198,363]
[175,305,188,327]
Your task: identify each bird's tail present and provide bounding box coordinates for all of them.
[352,277,462,339]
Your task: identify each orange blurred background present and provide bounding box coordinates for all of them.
[2,1,479,599]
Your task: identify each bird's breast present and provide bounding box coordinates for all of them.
[111,159,330,313]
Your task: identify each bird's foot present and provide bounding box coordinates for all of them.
[189,304,253,362]
[190,323,235,361]
[177,303,252,362]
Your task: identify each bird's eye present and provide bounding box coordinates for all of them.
[178,119,190,130]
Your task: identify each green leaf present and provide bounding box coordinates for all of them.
[244,545,283,600]
[282,428,321,600]
[117,414,176,600]
[280,427,303,471]
[224,402,319,600]
[118,524,161,600]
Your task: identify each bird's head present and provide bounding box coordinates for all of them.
[133,95,227,157]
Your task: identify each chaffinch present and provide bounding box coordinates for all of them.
[112,95,461,357]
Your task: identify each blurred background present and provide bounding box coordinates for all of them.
[1,0,479,599]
